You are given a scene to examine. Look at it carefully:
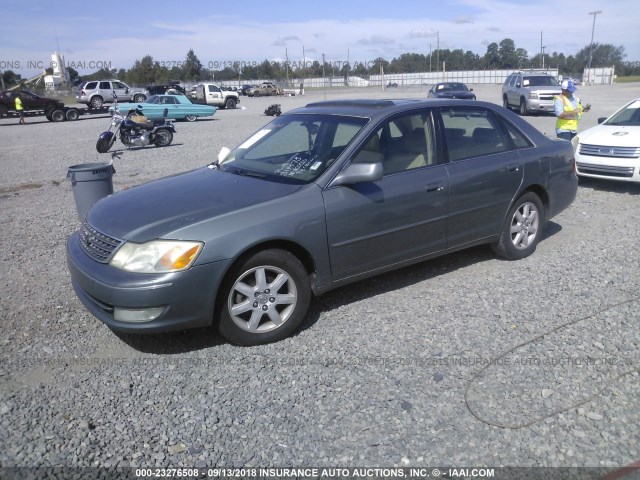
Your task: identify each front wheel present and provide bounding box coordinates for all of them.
[51,109,66,122]
[492,192,544,260]
[225,98,237,109]
[152,129,173,147]
[218,249,311,346]
[502,95,510,110]
[96,132,116,153]
[133,94,146,103]
[519,98,528,116]
[184,114,197,122]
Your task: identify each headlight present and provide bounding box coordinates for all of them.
[529,92,539,99]
[110,240,203,273]
[571,135,580,152]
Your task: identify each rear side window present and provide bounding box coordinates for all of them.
[85,82,98,89]
[439,107,508,161]
[99,81,110,89]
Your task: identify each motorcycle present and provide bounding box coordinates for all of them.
[96,96,176,153]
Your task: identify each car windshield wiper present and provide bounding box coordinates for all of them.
[226,166,267,178]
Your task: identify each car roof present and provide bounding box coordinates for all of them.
[289,98,489,119]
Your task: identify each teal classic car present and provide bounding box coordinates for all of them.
[109,94,216,122]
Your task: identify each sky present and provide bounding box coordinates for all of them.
[1,0,638,78]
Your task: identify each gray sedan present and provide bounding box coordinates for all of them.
[67,99,578,346]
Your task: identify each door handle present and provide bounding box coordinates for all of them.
[425,182,444,193]
[508,164,520,172]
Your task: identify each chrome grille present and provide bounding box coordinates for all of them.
[579,143,640,158]
[78,221,123,263]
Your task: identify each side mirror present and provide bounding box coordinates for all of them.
[597,117,607,124]
[218,147,231,162]
[163,108,168,118]
[331,162,383,187]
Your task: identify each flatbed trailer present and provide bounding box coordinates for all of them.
[0,105,109,121]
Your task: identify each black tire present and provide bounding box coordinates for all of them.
[90,96,104,109]
[185,114,197,122]
[519,97,528,116]
[492,192,544,260]
[65,109,80,121]
[133,94,146,103]
[152,129,173,147]
[96,134,116,153]
[502,95,510,110]
[0,105,8,117]
[44,102,57,113]
[225,98,237,109]
[218,249,311,346]
[51,109,66,122]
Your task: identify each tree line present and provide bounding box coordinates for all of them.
[2,40,637,89]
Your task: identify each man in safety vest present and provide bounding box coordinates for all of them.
[15,95,26,125]
[554,79,590,141]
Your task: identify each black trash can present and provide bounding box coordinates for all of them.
[67,162,115,220]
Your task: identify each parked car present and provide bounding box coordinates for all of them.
[502,72,561,115]
[146,81,186,96]
[109,94,216,122]
[76,80,147,109]
[427,82,476,100]
[0,90,64,116]
[67,99,577,346]
[240,84,257,96]
[248,83,280,97]
[573,97,640,183]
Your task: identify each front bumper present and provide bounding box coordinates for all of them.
[66,232,232,333]
[575,152,640,183]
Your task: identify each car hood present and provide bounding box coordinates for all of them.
[577,124,640,147]
[87,167,302,242]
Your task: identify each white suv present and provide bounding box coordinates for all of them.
[502,72,561,116]
[76,80,147,109]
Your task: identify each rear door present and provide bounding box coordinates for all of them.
[437,105,526,248]
[323,109,449,280]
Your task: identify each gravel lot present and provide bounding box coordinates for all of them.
[0,83,639,475]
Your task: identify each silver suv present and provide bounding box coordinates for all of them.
[76,80,147,109]
[502,72,561,116]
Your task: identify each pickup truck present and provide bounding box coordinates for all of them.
[188,83,240,109]
[247,83,281,97]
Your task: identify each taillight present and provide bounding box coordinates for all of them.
[80,90,85,95]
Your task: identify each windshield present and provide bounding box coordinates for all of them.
[220,113,369,184]
[604,100,640,126]
[523,76,559,87]
[438,83,468,91]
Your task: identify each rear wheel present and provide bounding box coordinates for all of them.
[185,114,197,122]
[492,192,544,260]
[65,109,80,121]
[218,249,311,346]
[90,96,104,109]
[0,105,9,117]
[519,97,528,116]
[153,129,173,147]
[51,109,66,122]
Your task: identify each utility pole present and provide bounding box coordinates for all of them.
[436,32,440,78]
[542,46,547,69]
[587,10,602,76]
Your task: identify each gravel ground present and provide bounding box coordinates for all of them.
[0,84,639,475]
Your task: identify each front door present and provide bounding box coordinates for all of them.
[323,110,449,281]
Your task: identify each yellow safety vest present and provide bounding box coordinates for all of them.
[15,97,23,111]
[555,94,582,131]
